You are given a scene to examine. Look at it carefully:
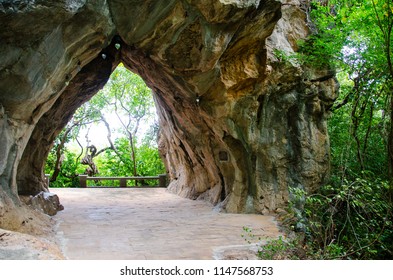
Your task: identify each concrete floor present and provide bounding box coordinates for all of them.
[52,188,281,260]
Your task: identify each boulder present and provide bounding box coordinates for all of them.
[22,192,64,217]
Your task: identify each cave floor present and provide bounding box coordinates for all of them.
[52,188,281,260]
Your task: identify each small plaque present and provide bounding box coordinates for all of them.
[219,151,229,162]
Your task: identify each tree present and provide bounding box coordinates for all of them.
[299,0,392,179]
[276,0,393,259]
[45,64,162,187]
[369,0,393,177]
[46,98,104,184]
[98,63,155,177]
[78,98,118,177]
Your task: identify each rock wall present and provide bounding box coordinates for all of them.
[0,0,337,228]
[17,42,119,195]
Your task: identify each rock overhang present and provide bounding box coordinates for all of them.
[0,0,337,229]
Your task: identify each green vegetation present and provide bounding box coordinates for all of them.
[257,0,393,259]
[45,64,165,188]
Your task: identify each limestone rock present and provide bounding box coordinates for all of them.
[27,192,64,216]
[0,0,337,229]
[0,228,64,260]
[213,244,260,260]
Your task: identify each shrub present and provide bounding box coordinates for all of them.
[286,176,393,259]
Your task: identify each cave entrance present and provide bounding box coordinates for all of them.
[0,1,337,233]
[17,38,231,209]
[44,63,166,189]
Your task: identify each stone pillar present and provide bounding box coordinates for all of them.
[159,174,167,188]
[79,175,88,188]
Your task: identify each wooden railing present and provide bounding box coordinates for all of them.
[79,174,167,188]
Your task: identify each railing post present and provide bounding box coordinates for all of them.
[45,174,50,187]
[159,174,167,188]
[120,178,127,188]
[79,175,87,188]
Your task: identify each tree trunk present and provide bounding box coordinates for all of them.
[50,125,74,182]
[388,96,393,180]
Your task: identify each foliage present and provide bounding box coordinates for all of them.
[45,149,85,188]
[299,0,391,70]
[96,138,134,177]
[257,236,301,260]
[300,0,393,174]
[47,137,165,188]
[252,0,393,260]
[287,178,393,259]
[328,83,388,180]
[242,227,302,260]
[252,177,393,260]
[102,63,155,126]
[97,63,156,176]
[136,143,166,177]
[45,64,165,188]
[94,137,165,186]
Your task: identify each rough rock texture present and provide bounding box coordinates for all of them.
[17,42,119,196]
[0,0,115,229]
[0,0,337,230]
[0,227,64,259]
[0,196,64,259]
[20,192,64,216]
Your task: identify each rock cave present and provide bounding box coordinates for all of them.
[0,0,337,231]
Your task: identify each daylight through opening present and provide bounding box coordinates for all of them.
[45,64,166,188]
